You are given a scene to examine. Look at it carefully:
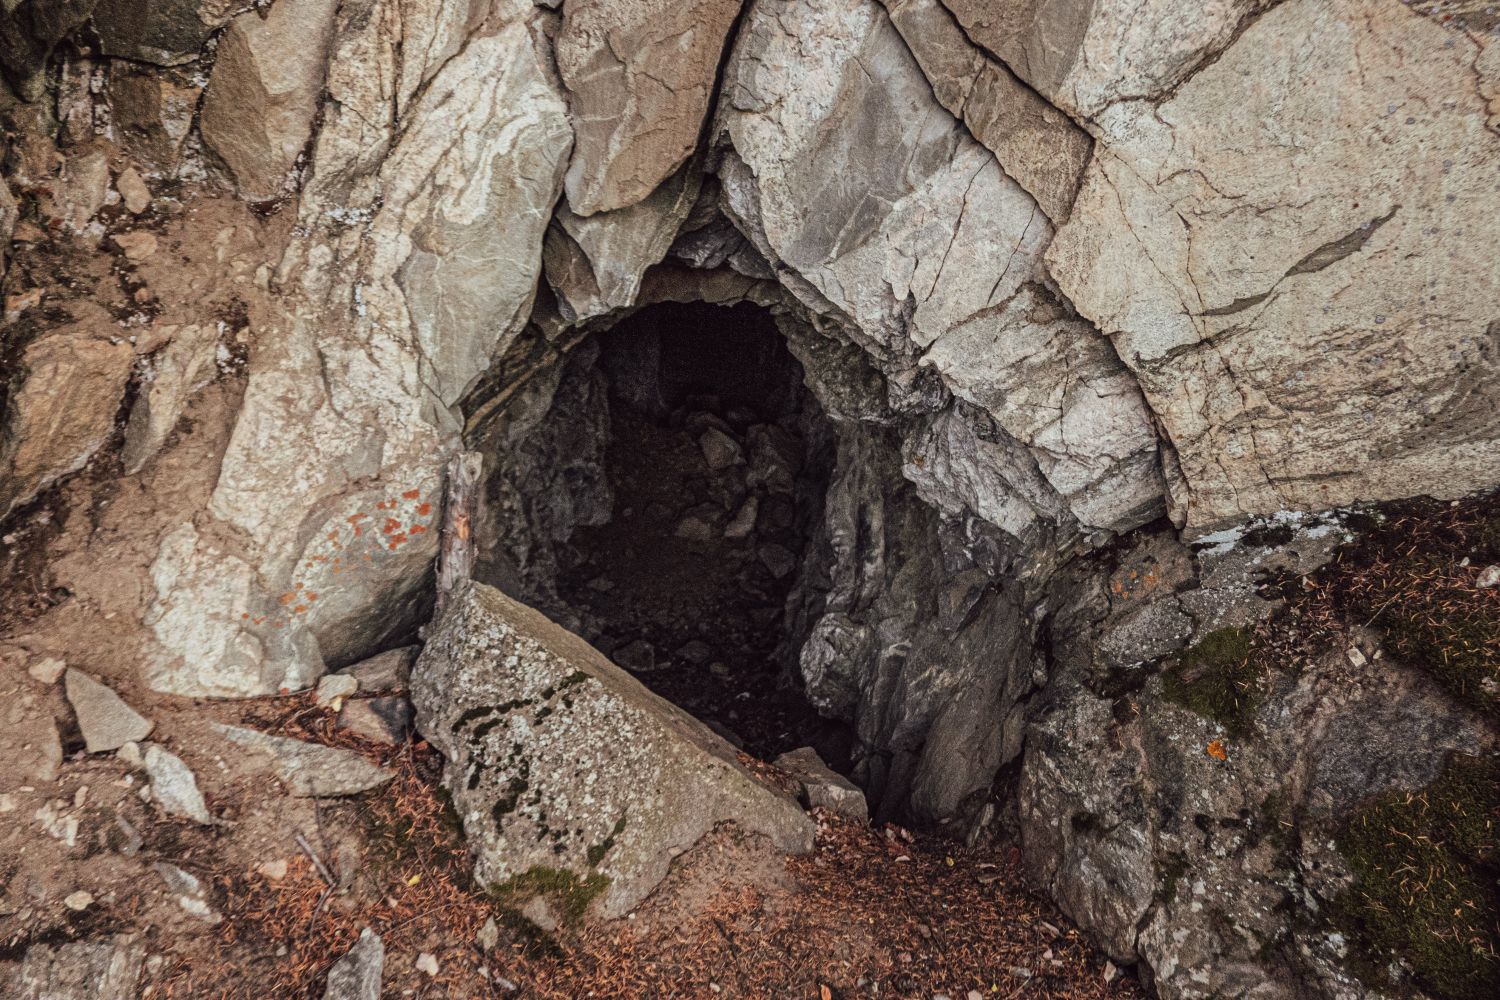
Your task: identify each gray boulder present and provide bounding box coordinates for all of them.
[412,581,815,919]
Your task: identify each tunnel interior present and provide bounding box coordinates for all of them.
[477,301,850,764]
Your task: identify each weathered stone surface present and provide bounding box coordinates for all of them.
[107,63,202,174]
[143,743,212,824]
[1047,0,1500,533]
[337,696,414,745]
[0,0,98,101]
[940,0,1272,119]
[65,669,154,753]
[322,927,383,1000]
[49,148,111,234]
[6,934,144,1000]
[121,324,219,474]
[1022,568,1493,997]
[880,0,1092,223]
[0,174,16,280]
[199,0,340,199]
[115,167,151,214]
[92,0,218,66]
[556,0,741,215]
[212,723,391,796]
[336,646,418,692]
[0,307,133,524]
[723,0,1050,363]
[145,2,573,695]
[544,165,702,323]
[2,705,63,786]
[412,581,814,918]
[774,747,868,822]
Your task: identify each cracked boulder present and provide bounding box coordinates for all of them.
[412,581,814,919]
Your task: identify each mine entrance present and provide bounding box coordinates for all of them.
[550,302,839,760]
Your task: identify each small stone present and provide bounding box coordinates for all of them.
[723,496,759,539]
[64,890,94,911]
[0,793,15,813]
[773,747,868,823]
[65,669,154,753]
[337,696,415,745]
[520,896,560,933]
[477,916,499,951]
[1103,960,1119,983]
[115,167,152,214]
[613,639,659,673]
[698,427,744,470]
[676,640,714,665]
[1345,646,1367,668]
[323,927,383,1000]
[336,646,418,692]
[415,952,439,977]
[709,662,731,679]
[112,231,159,261]
[28,656,66,685]
[144,743,212,824]
[257,859,289,880]
[4,287,43,323]
[674,513,715,542]
[1476,565,1500,589]
[117,741,144,767]
[757,544,796,580]
[315,673,359,709]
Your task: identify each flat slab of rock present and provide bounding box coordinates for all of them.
[65,670,153,753]
[412,582,814,919]
[7,933,143,1000]
[337,697,414,745]
[211,724,391,797]
[774,747,869,823]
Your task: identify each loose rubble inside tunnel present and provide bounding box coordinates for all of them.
[475,302,851,764]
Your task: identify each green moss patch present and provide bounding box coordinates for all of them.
[1333,754,1500,1000]
[1160,627,1263,733]
[490,866,610,926]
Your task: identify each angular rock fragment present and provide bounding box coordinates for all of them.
[336,646,418,693]
[65,670,154,753]
[337,697,414,745]
[774,747,868,823]
[143,743,212,824]
[199,0,340,199]
[322,928,383,1000]
[412,582,814,919]
[556,0,742,214]
[212,724,391,797]
[0,318,135,519]
[121,324,219,474]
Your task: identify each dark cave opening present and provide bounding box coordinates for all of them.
[483,301,852,764]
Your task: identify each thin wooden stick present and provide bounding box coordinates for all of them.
[436,450,483,614]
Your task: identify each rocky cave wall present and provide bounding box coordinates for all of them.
[2,1,1500,998]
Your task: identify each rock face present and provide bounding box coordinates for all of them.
[0,317,134,519]
[556,0,741,215]
[3,1,1500,993]
[6,934,144,1000]
[199,0,340,199]
[412,581,815,918]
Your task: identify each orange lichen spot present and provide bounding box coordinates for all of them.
[382,517,401,535]
[305,592,318,602]
[403,489,421,500]
[388,533,408,551]
[347,513,368,523]
[294,582,304,590]
[253,617,266,626]
[409,524,427,535]
[326,531,340,542]
[293,604,308,614]
[242,613,250,620]
[363,553,372,561]
[415,502,432,517]
[353,525,363,537]
[279,592,297,606]
[1205,739,1228,762]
